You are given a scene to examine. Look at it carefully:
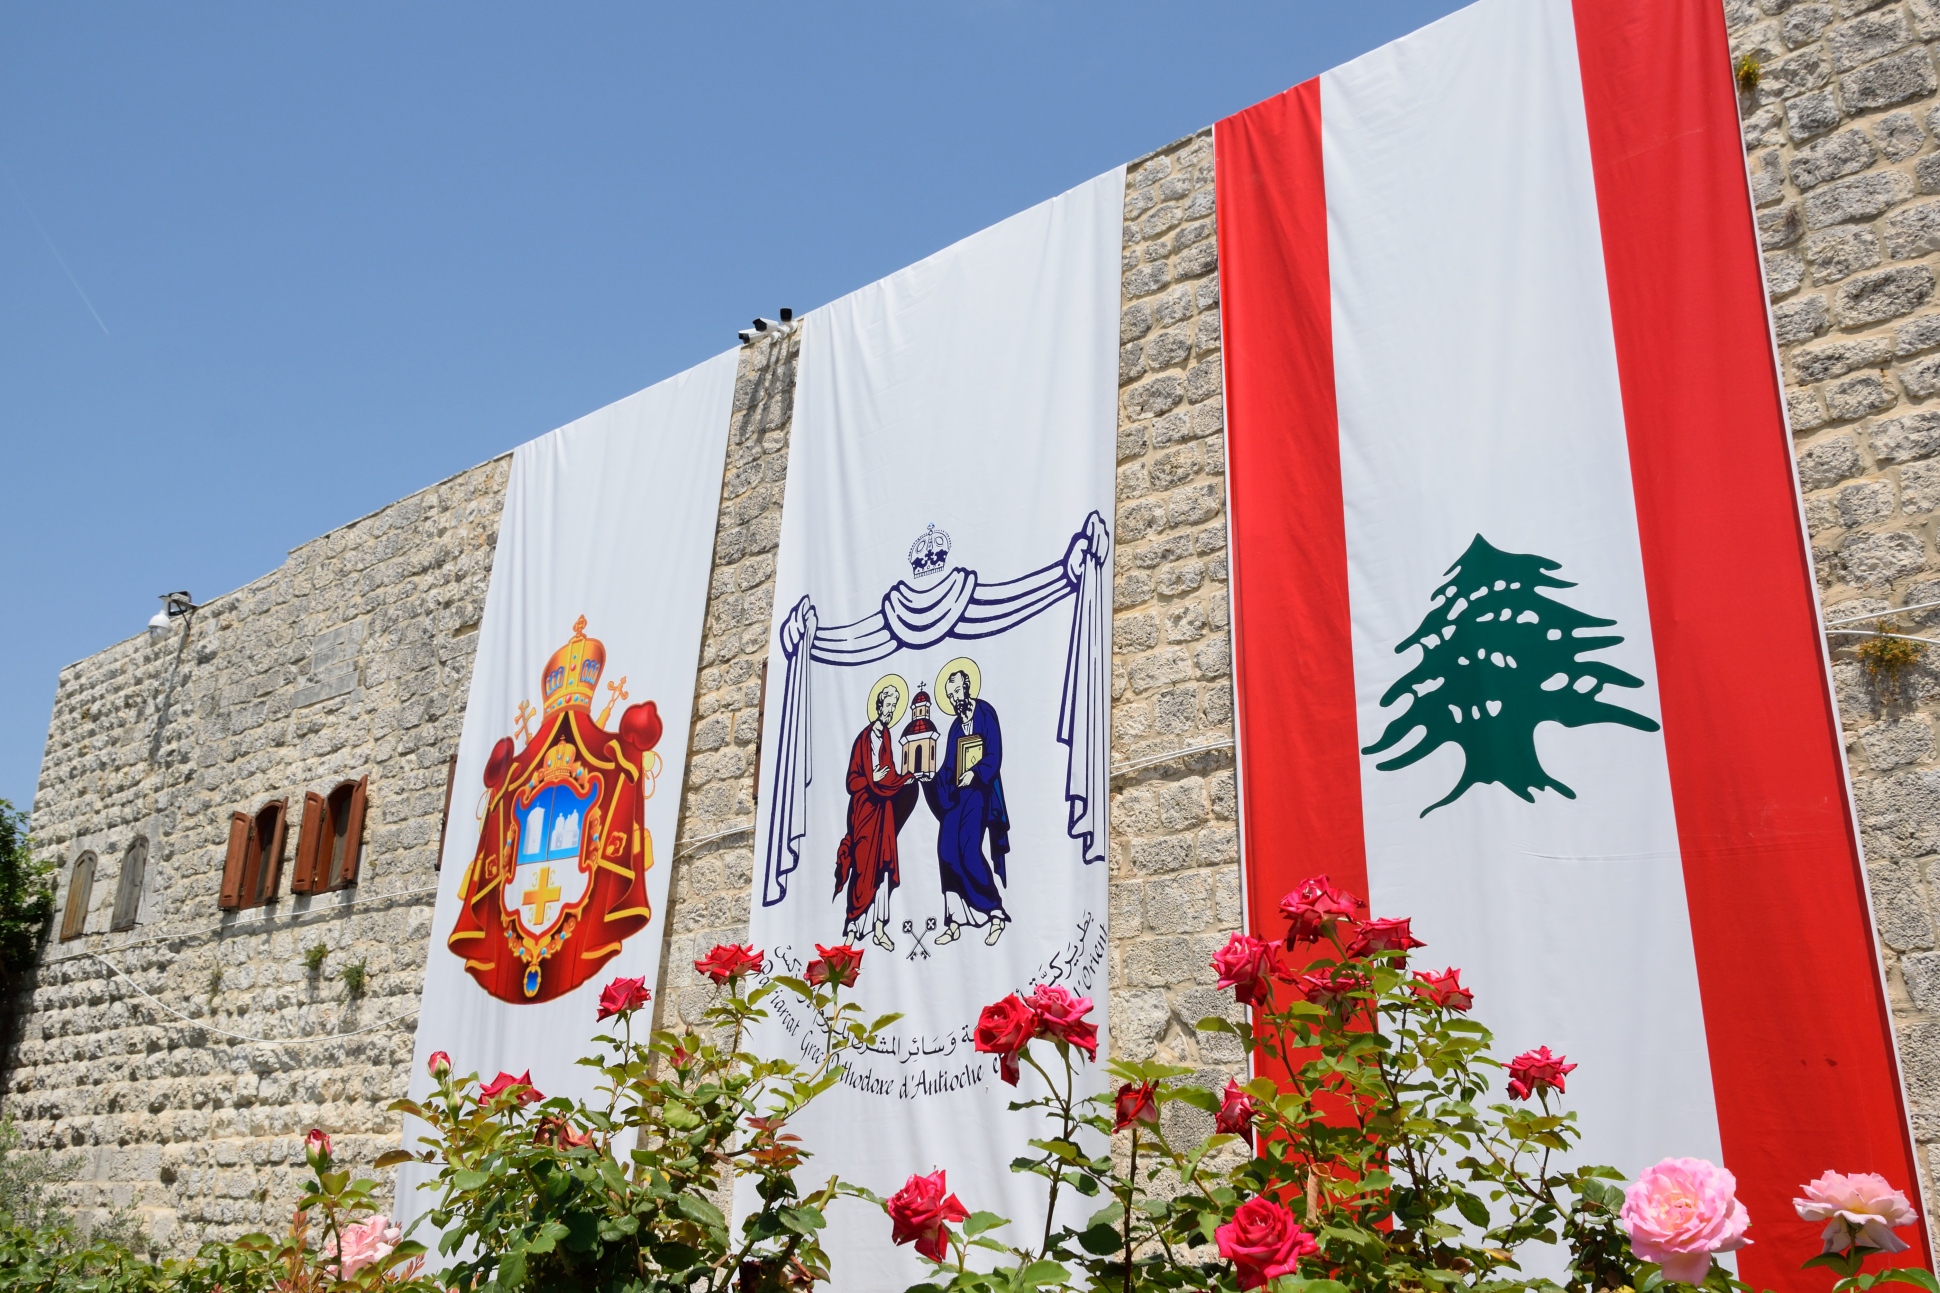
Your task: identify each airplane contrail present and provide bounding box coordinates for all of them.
[0,158,110,337]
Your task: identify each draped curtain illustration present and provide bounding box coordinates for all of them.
[760,510,1111,907]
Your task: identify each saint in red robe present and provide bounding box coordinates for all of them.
[833,722,917,943]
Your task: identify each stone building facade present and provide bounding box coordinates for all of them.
[8,1,1940,1253]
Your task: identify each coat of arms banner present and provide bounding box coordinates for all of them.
[395,349,739,1240]
[744,166,1123,1291]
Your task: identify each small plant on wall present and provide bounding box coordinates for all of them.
[303,942,328,975]
[1856,620,1928,705]
[339,959,368,997]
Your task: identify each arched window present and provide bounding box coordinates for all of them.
[218,800,287,911]
[111,837,148,931]
[294,777,367,893]
[59,853,95,941]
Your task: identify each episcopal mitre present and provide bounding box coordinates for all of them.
[448,616,662,1004]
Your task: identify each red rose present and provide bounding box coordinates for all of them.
[669,1040,693,1070]
[1216,1078,1256,1145]
[886,1168,969,1262]
[694,943,766,986]
[479,1070,542,1105]
[1410,967,1473,1012]
[1507,1046,1576,1101]
[805,943,864,989]
[305,1128,332,1170]
[1278,874,1364,945]
[533,1113,591,1149]
[974,994,1038,1085]
[597,974,652,1021]
[1216,1197,1318,1290]
[1346,916,1425,958]
[1113,1081,1159,1133]
[1025,985,1098,1060]
[1293,968,1367,1009]
[426,1051,451,1078]
[1210,932,1281,1007]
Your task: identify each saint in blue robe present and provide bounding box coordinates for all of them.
[924,699,1011,929]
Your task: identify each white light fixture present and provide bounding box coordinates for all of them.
[147,591,197,643]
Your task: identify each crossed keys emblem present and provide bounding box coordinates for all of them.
[901,917,938,961]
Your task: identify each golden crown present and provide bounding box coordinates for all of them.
[542,616,606,714]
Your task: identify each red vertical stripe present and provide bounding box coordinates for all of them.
[1216,84,1369,939]
[1571,1,1926,1283]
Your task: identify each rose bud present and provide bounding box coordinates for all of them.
[596,974,652,1021]
[305,1128,333,1171]
[1113,1081,1159,1133]
[426,1050,451,1079]
[1216,1078,1257,1145]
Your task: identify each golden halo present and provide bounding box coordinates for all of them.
[864,673,910,726]
[933,657,982,716]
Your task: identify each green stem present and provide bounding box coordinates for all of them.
[1022,1047,1076,1259]
[1123,1127,1139,1293]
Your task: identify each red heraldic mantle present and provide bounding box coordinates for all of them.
[448,617,664,1004]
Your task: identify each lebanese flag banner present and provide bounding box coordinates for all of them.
[394,350,738,1245]
[742,167,1121,1291]
[1217,0,1926,1284]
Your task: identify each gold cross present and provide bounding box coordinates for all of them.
[597,676,629,728]
[520,865,562,927]
[514,700,536,742]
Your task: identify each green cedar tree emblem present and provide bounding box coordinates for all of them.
[1361,534,1661,815]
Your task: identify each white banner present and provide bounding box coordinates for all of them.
[396,350,739,1238]
[744,168,1122,1289]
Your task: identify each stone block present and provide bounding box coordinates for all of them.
[1791,128,1877,187]
[1839,477,1898,526]
[1844,49,1939,110]
[1901,352,1940,396]
[1807,226,1884,282]
[1784,3,1836,46]
[1762,201,1806,247]
[1774,293,1831,343]
[1841,528,1928,585]
[1827,8,1910,71]
[1861,715,1935,768]
[1871,409,1940,461]
[1806,171,1915,227]
[1825,372,1898,420]
[1900,458,1940,512]
[1835,265,1936,326]
[1879,110,1928,160]
[1794,337,1893,383]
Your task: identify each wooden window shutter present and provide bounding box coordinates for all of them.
[340,776,369,885]
[260,803,288,903]
[435,753,457,871]
[220,812,249,909]
[60,854,95,940]
[293,792,325,893]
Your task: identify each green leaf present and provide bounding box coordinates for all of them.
[1196,1015,1239,1035]
[1077,1222,1122,1255]
[1016,1260,1071,1287]
[372,1150,416,1169]
[962,1211,1009,1237]
[1454,1193,1491,1227]
[452,1169,490,1191]
[499,1248,527,1289]
[676,1193,728,1229]
[1873,1272,1940,1293]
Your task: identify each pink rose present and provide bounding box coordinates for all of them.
[887,1169,969,1262]
[1620,1157,1752,1284]
[1345,916,1425,958]
[1211,933,1281,1007]
[1409,968,1473,1012]
[426,1050,451,1078]
[478,1070,542,1105]
[1216,1197,1318,1290]
[1278,874,1364,944]
[323,1213,401,1278]
[974,994,1038,1085]
[1216,1078,1256,1145]
[1026,985,1099,1060]
[1507,1046,1576,1101]
[597,974,652,1021]
[1794,1171,1919,1255]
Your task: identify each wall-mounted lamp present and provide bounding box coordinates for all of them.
[146,591,197,643]
[738,307,795,346]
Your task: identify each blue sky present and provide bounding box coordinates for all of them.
[0,1,1470,812]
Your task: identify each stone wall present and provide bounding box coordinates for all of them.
[5,459,507,1247]
[1730,0,1940,1238]
[14,0,1940,1255]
